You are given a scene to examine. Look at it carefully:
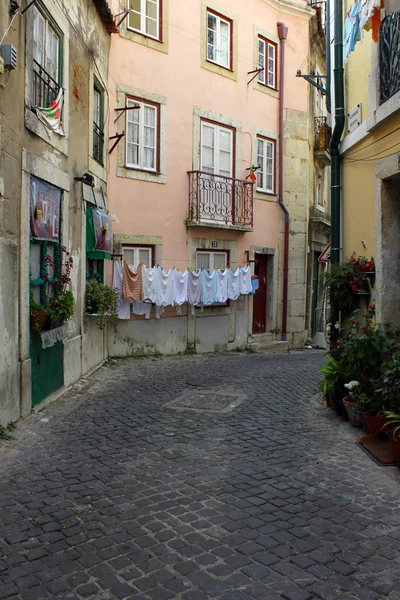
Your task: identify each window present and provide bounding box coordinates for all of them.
[123,246,153,267]
[93,80,104,165]
[196,250,228,272]
[316,169,324,208]
[32,6,61,107]
[257,137,275,194]
[128,0,161,40]
[258,36,277,89]
[206,10,232,70]
[126,98,159,172]
[86,258,104,282]
[201,121,233,177]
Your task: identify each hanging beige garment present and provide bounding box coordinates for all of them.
[123,261,143,301]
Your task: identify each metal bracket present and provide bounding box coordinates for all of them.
[114,105,140,123]
[296,70,327,94]
[109,132,125,154]
[20,0,39,15]
[247,67,264,86]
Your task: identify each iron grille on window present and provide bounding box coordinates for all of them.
[93,122,104,165]
[187,171,253,228]
[33,59,60,108]
[379,12,400,105]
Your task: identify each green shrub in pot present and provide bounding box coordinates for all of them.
[84,281,119,340]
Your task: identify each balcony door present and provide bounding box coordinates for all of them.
[200,121,234,224]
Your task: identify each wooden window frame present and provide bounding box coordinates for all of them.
[257,35,278,91]
[256,135,276,196]
[122,244,155,267]
[93,78,104,165]
[200,118,236,179]
[206,8,233,72]
[127,0,163,42]
[125,96,161,173]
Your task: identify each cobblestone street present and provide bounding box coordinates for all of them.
[2,350,400,600]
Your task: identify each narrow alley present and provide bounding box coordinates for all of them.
[1,351,400,600]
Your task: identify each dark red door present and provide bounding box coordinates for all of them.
[252,254,267,334]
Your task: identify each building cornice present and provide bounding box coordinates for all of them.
[262,0,315,20]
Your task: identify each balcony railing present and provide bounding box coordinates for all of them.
[93,122,104,165]
[379,12,400,105]
[314,117,331,153]
[187,171,253,228]
[33,59,60,108]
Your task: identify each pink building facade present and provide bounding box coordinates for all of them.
[107,0,313,354]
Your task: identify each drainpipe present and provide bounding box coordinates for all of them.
[325,0,332,114]
[277,22,289,341]
[330,0,345,264]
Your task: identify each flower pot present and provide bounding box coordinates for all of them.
[30,309,48,333]
[46,315,66,330]
[325,391,334,409]
[343,398,361,427]
[332,392,348,420]
[362,413,387,435]
[389,433,400,464]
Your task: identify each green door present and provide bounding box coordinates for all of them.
[29,176,64,407]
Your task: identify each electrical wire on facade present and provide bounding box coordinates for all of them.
[344,125,400,157]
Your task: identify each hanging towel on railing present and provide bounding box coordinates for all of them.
[157,267,174,307]
[123,261,143,301]
[202,270,218,305]
[239,265,252,295]
[216,269,229,303]
[228,267,240,300]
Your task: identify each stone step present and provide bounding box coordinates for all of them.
[250,332,275,344]
[248,341,290,354]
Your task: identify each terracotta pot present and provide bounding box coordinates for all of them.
[343,398,361,427]
[389,433,400,464]
[30,309,48,333]
[362,413,387,435]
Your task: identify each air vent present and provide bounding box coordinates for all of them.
[0,45,17,70]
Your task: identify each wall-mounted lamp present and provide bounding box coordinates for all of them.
[74,173,95,187]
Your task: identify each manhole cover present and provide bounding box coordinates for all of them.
[166,388,247,413]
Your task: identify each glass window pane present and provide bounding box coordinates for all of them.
[197,253,210,270]
[219,129,231,152]
[259,39,265,56]
[207,13,217,30]
[139,248,151,264]
[144,125,155,148]
[219,150,231,173]
[146,17,157,37]
[47,245,55,280]
[257,170,264,190]
[213,253,227,270]
[129,11,141,31]
[146,0,158,19]
[144,147,155,169]
[93,89,101,125]
[220,20,229,37]
[127,143,139,165]
[202,125,214,148]
[266,174,273,191]
[124,249,136,265]
[144,105,155,127]
[202,147,214,171]
[131,0,141,11]
[30,243,41,280]
[207,44,216,60]
[267,142,273,158]
[208,29,216,45]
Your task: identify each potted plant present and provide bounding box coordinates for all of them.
[354,390,387,434]
[318,353,353,416]
[30,294,48,334]
[343,381,362,426]
[351,255,374,273]
[382,411,400,463]
[84,280,119,339]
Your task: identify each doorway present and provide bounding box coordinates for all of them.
[252,254,268,334]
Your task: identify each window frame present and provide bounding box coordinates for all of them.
[256,135,276,195]
[196,249,229,272]
[200,118,236,179]
[257,35,277,90]
[206,8,233,71]
[122,244,155,267]
[127,0,162,42]
[125,96,161,173]
[316,168,324,209]
[93,78,104,166]
[31,3,63,108]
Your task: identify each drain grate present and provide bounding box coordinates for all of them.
[166,388,247,413]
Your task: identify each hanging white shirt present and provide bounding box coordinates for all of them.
[132,300,151,319]
[202,270,218,305]
[142,266,157,304]
[216,269,229,303]
[228,267,240,300]
[172,269,188,306]
[187,269,202,306]
[112,260,131,319]
[239,266,252,295]
[157,267,174,307]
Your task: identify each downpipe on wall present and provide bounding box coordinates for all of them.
[277,22,289,342]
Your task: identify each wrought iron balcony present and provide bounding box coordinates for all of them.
[187,171,253,229]
[33,59,60,108]
[314,117,331,165]
[379,12,400,105]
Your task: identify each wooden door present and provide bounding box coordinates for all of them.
[252,254,268,334]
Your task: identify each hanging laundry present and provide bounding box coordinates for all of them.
[228,267,240,301]
[172,269,188,306]
[371,0,384,43]
[251,276,260,295]
[35,88,65,136]
[123,261,143,301]
[157,267,174,307]
[112,260,131,319]
[359,0,381,35]
[142,266,157,303]
[187,269,203,306]
[132,300,151,319]
[216,269,229,303]
[239,265,252,295]
[202,270,218,305]
[343,1,361,61]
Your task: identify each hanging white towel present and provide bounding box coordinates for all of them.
[202,270,218,305]
[187,269,202,306]
[172,269,188,306]
[112,260,131,319]
[132,300,151,319]
[239,266,253,296]
[216,269,229,303]
[142,266,157,304]
[228,267,240,300]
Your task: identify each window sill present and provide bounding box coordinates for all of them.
[256,188,276,196]
[117,165,166,185]
[119,26,169,54]
[206,58,233,72]
[25,108,68,156]
[258,81,278,93]
[127,27,162,43]
[252,80,279,99]
[201,58,237,82]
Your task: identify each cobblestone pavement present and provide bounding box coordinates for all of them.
[1,350,400,600]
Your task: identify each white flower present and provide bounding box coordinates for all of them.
[344,380,359,390]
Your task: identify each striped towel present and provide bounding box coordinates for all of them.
[122,261,143,301]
